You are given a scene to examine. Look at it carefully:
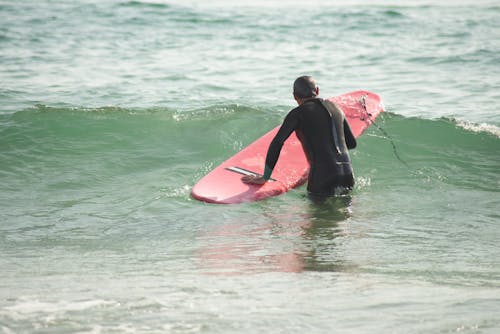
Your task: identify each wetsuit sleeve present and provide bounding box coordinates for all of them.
[344,119,357,149]
[262,111,298,180]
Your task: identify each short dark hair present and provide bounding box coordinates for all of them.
[293,76,318,98]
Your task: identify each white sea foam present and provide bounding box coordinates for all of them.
[457,120,500,138]
[3,298,117,315]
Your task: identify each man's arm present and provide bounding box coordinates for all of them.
[242,111,298,184]
[344,119,357,149]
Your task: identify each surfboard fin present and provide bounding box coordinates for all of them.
[225,166,275,182]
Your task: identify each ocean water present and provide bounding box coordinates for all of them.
[1,0,499,333]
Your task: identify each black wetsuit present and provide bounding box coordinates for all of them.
[263,98,357,196]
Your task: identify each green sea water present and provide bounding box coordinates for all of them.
[1,1,499,333]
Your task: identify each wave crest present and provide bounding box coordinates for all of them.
[456,120,500,138]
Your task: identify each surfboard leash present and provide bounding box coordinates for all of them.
[360,95,409,168]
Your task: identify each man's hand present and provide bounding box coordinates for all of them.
[241,175,267,185]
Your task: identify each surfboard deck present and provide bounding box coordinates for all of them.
[191,90,384,204]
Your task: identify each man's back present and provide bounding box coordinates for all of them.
[292,98,338,166]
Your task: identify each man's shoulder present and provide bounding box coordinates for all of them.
[320,98,345,116]
[288,104,303,114]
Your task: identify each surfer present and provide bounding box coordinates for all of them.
[242,76,357,198]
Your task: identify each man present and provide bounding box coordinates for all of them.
[242,76,357,198]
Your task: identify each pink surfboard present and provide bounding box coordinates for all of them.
[191,90,384,204]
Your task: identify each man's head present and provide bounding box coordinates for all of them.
[293,76,319,101]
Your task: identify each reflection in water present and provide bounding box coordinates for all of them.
[301,196,354,272]
[197,195,360,275]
